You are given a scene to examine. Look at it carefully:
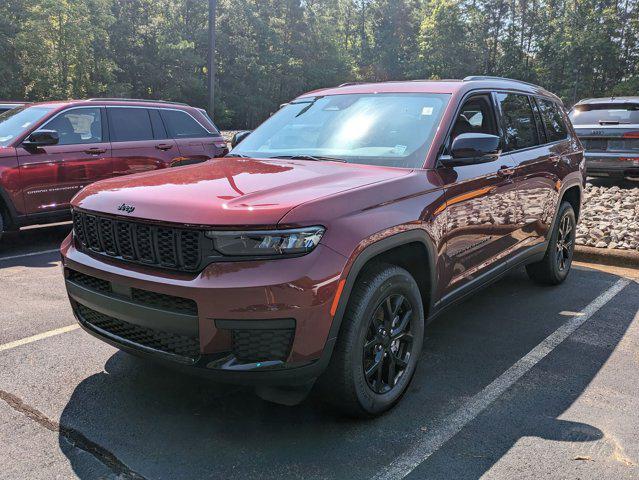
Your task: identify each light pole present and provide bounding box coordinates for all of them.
[208,0,217,116]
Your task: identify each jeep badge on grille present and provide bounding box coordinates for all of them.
[117,203,136,214]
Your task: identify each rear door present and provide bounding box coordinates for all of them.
[160,108,227,165]
[17,106,112,215]
[107,107,179,176]
[495,93,562,249]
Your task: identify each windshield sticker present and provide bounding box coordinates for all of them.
[393,145,407,155]
[421,107,434,116]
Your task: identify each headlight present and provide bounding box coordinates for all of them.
[205,227,325,257]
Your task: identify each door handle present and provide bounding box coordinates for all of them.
[84,148,107,155]
[155,143,174,151]
[497,165,515,177]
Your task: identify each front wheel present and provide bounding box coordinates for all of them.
[318,264,424,417]
[526,201,576,285]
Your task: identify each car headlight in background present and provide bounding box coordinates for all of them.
[205,227,325,257]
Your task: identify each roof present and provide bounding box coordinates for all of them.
[25,99,194,110]
[575,97,639,105]
[297,76,560,103]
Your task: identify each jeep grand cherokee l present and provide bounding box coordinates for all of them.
[0,99,227,239]
[569,97,639,180]
[61,77,584,416]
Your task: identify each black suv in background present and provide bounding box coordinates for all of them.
[569,97,639,180]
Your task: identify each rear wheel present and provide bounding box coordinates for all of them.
[526,201,576,285]
[318,264,424,417]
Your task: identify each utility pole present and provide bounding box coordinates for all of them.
[208,0,217,116]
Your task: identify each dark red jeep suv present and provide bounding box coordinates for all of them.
[0,99,227,239]
[61,77,584,416]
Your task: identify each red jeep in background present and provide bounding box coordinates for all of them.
[61,78,585,416]
[0,99,228,238]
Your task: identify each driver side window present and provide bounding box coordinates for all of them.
[44,108,103,146]
[450,95,498,144]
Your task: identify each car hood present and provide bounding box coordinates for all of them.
[72,157,411,226]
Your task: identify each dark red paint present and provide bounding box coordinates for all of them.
[60,79,585,384]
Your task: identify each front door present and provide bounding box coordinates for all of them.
[438,94,520,301]
[17,107,111,215]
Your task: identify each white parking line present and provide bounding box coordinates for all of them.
[0,325,79,353]
[375,277,631,480]
[0,249,59,262]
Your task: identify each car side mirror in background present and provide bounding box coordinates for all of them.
[22,129,60,148]
[231,130,252,148]
[440,133,501,167]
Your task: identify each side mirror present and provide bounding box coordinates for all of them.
[231,130,252,149]
[23,129,60,148]
[441,133,501,167]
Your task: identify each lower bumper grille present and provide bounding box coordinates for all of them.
[232,328,294,363]
[76,303,200,361]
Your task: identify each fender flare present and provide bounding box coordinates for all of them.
[0,185,19,229]
[326,229,438,345]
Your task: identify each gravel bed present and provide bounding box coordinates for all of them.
[576,183,639,251]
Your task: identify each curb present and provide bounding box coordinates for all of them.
[574,245,639,268]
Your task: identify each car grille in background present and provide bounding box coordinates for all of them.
[581,138,639,152]
[73,210,202,271]
[232,328,294,363]
[76,303,200,360]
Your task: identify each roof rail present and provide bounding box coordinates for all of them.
[463,76,538,88]
[338,82,366,88]
[87,98,189,106]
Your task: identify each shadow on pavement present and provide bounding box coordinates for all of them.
[0,223,70,269]
[58,267,635,479]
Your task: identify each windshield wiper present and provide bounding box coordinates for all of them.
[271,154,346,163]
[225,153,250,158]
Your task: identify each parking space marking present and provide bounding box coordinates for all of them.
[0,249,60,262]
[0,325,79,353]
[375,277,631,480]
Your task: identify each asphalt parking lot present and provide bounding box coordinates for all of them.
[1,224,638,480]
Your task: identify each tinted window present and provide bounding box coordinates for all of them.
[161,110,210,139]
[44,108,102,145]
[149,109,167,139]
[496,93,539,151]
[109,108,154,142]
[537,99,568,142]
[569,103,639,125]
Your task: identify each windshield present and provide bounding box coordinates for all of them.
[231,93,450,168]
[570,104,639,125]
[0,106,55,147]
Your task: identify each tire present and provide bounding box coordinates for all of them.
[318,263,424,418]
[526,202,576,285]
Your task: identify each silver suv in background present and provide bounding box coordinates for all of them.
[569,97,639,180]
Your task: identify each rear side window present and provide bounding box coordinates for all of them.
[537,99,568,142]
[160,110,211,139]
[496,93,539,151]
[108,108,154,142]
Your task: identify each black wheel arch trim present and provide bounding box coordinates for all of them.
[0,185,20,229]
[327,229,437,345]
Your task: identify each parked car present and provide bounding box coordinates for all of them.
[61,77,584,417]
[569,97,639,180]
[0,98,228,238]
[0,102,26,114]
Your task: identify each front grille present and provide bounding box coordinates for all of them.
[232,329,294,363]
[67,269,198,316]
[73,210,202,272]
[76,303,200,360]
